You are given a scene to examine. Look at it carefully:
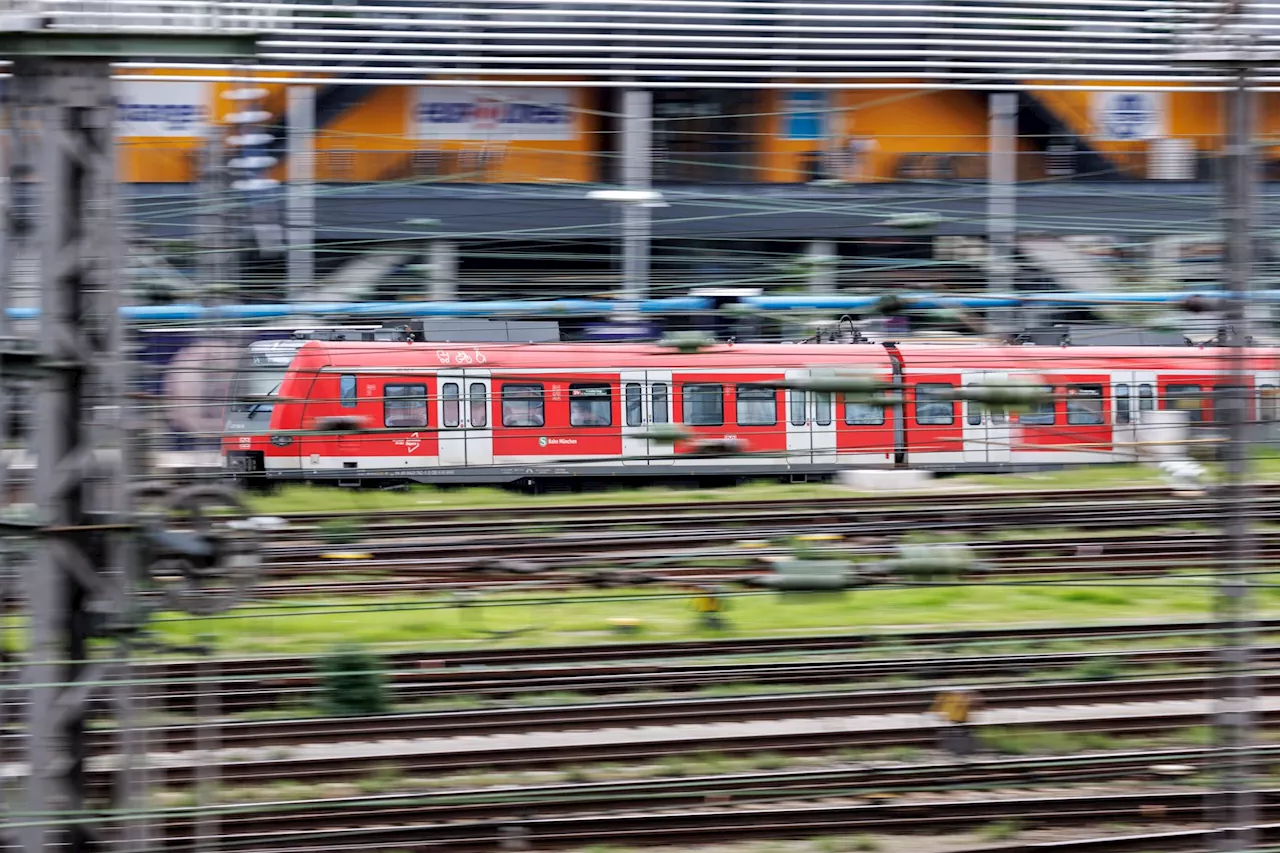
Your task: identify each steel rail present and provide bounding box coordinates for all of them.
[142,747,1262,844]
[62,672,1280,756]
[150,788,1280,852]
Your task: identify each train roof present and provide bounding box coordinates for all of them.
[288,340,1279,373]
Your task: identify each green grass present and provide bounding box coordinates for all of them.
[979,820,1024,842]
[147,571,1279,656]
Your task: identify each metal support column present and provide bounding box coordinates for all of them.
[197,134,228,295]
[1211,60,1258,853]
[621,89,652,303]
[0,30,257,853]
[286,84,315,302]
[11,53,134,853]
[987,92,1017,332]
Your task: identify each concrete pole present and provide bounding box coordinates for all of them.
[286,85,316,301]
[987,92,1018,333]
[621,89,652,304]
[427,239,458,301]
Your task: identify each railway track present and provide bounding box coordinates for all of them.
[152,785,1275,852]
[248,483,1266,561]
[101,640,1280,717]
[244,527,1280,597]
[76,672,1280,756]
[89,617,1280,716]
[140,746,1240,849]
[261,482,1280,529]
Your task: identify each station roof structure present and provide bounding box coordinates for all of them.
[10,0,1280,90]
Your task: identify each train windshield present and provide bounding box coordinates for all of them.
[225,341,305,428]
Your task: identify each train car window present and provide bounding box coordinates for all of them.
[814,391,833,426]
[683,383,723,426]
[736,385,777,426]
[1138,383,1154,411]
[1115,383,1131,425]
[844,396,885,426]
[790,389,806,426]
[625,384,643,426]
[501,384,545,428]
[966,384,982,426]
[570,384,612,427]
[1066,384,1105,425]
[384,384,428,428]
[469,382,487,428]
[652,383,669,424]
[339,374,357,409]
[915,384,954,426]
[1213,385,1249,425]
[1165,384,1203,423]
[442,382,461,428]
[1020,386,1056,425]
[1262,385,1278,422]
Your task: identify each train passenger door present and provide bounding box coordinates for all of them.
[438,371,467,467]
[962,371,1011,464]
[1112,371,1155,461]
[1258,371,1280,433]
[621,370,673,465]
[785,369,811,463]
[984,372,1012,463]
[464,371,493,468]
[438,370,493,468]
[808,372,837,465]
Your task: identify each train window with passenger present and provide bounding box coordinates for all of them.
[915,384,954,426]
[1019,386,1056,425]
[339,374,357,409]
[469,383,487,427]
[1262,385,1278,422]
[442,382,461,428]
[501,384,545,428]
[625,384,643,427]
[384,384,428,428]
[570,384,612,427]
[1165,384,1203,423]
[683,383,723,426]
[790,389,806,426]
[815,391,833,426]
[1115,383,1131,425]
[845,396,884,426]
[653,383,669,424]
[1066,385,1105,425]
[736,385,777,426]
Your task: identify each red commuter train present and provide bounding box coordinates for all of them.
[221,338,1278,484]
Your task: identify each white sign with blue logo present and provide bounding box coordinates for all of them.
[413,87,575,141]
[782,91,826,141]
[115,81,209,138]
[1091,91,1167,142]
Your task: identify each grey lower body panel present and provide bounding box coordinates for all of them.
[231,458,1104,485]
